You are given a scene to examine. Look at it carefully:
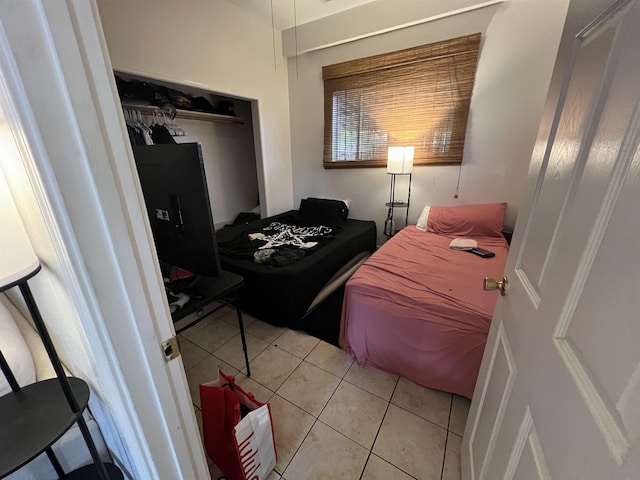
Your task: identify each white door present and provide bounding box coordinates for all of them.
[462,0,640,478]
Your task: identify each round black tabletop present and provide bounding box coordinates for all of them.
[0,377,89,478]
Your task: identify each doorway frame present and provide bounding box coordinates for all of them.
[0,1,209,478]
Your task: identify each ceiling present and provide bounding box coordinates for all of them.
[225,0,379,30]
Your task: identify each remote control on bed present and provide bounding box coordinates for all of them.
[468,247,495,258]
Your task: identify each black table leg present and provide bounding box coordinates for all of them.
[235,304,251,377]
[76,414,110,480]
[45,447,65,478]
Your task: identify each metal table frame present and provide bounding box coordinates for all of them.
[171,270,250,376]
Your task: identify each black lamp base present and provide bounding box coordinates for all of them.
[66,462,124,479]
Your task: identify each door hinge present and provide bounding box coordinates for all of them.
[162,336,181,362]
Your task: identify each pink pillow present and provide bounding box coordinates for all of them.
[420,203,506,237]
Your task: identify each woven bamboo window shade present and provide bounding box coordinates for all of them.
[322,33,481,169]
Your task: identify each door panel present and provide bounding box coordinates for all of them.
[463,1,640,478]
[506,408,551,480]
[552,3,640,463]
[516,9,618,304]
[556,137,640,461]
[468,323,516,480]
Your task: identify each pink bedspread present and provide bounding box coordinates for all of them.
[339,227,509,398]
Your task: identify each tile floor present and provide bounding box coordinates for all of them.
[180,304,471,480]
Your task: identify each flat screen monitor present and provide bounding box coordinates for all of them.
[133,143,222,278]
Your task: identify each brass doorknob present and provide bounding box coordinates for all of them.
[484,276,508,296]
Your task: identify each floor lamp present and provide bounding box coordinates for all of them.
[0,183,122,479]
[384,146,414,239]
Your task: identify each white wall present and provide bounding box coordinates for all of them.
[287,0,570,244]
[97,0,294,217]
[97,0,569,243]
[281,0,504,55]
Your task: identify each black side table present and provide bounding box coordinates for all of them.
[384,172,412,239]
[0,378,89,477]
[170,270,251,376]
[0,268,123,479]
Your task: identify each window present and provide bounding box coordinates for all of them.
[322,33,481,169]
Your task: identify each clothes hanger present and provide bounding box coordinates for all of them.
[124,109,139,132]
[168,112,185,136]
[136,110,152,133]
[161,112,176,136]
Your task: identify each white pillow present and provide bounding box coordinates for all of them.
[0,300,36,395]
[416,205,431,231]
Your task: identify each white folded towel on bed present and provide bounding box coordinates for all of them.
[449,238,477,250]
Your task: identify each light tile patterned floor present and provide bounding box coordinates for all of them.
[181,306,470,480]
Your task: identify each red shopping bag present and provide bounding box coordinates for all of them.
[200,369,277,480]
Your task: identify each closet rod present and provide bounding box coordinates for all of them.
[122,103,245,126]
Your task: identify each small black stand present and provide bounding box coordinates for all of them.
[384,173,412,239]
[170,270,251,376]
[0,266,123,479]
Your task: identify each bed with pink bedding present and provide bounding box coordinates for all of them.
[339,203,509,399]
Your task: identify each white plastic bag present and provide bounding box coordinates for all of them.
[234,405,277,480]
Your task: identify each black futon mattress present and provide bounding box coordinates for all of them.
[216,210,376,327]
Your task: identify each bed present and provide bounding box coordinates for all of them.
[339,203,509,399]
[216,198,377,328]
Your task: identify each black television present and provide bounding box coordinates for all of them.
[133,143,222,278]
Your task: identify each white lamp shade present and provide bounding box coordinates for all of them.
[387,146,414,174]
[0,178,39,289]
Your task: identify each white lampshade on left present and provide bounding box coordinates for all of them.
[387,146,414,174]
[0,175,39,290]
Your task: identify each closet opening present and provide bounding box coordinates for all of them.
[114,71,263,231]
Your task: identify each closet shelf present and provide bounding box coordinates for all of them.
[175,108,245,125]
[122,103,245,125]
